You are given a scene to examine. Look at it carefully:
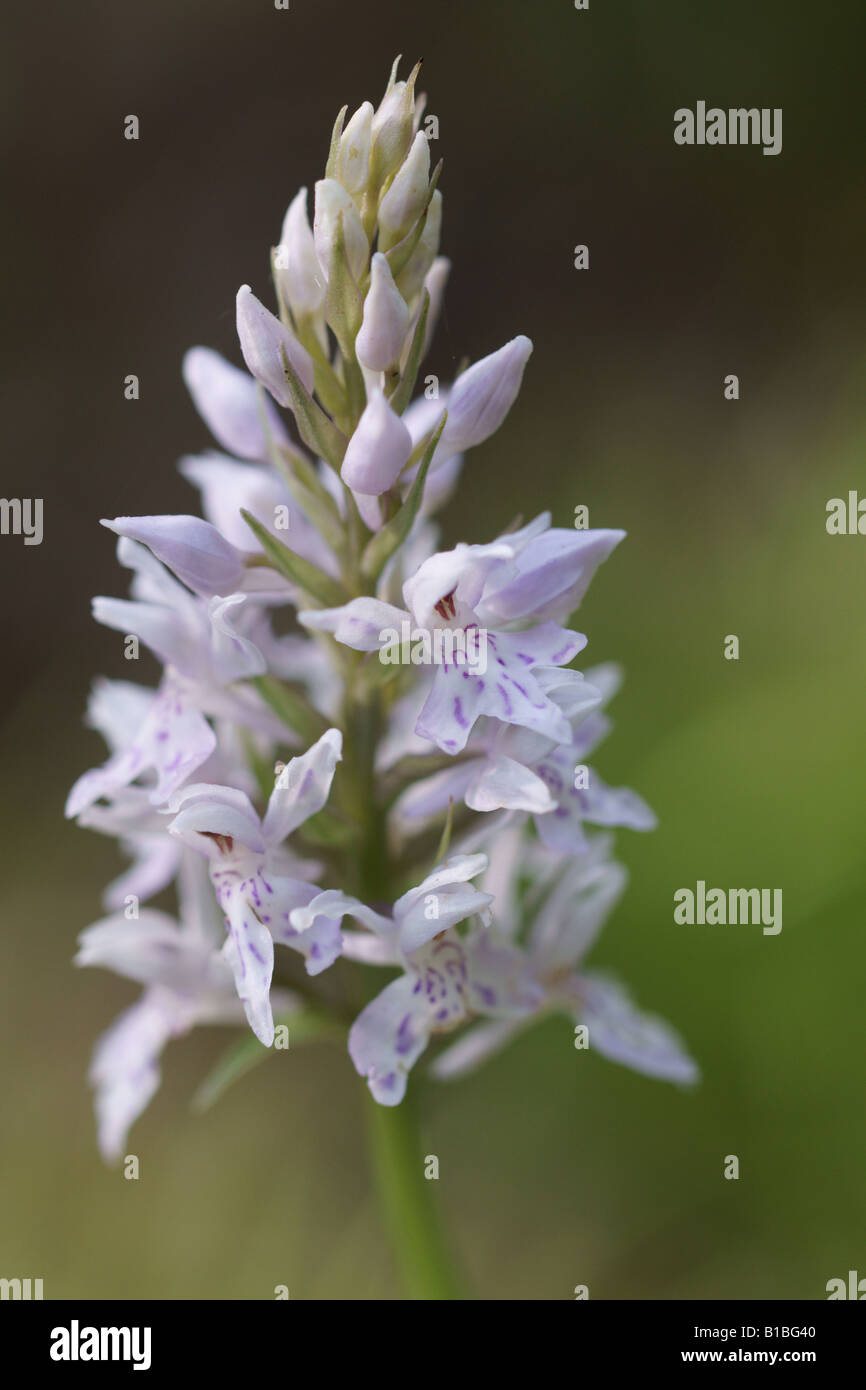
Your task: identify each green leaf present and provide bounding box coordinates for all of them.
[361,410,447,581]
[388,290,430,416]
[279,346,348,470]
[242,510,348,608]
[192,1010,340,1114]
[325,213,365,357]
[325,105,347,180]
[272,452,346,554]
[251,674,330,746]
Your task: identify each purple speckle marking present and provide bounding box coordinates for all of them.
[395,1014,415,1055]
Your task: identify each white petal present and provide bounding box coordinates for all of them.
[207,594,267,683]
[394,855,491,954]
[530,844,627,971]
[391,760,479,827]
[84,678,153,753]
[465,754,556,814]
[167,784,264,855]
[76,911,216,997]
[182,346,288,460]
[289,888,393,940]
[481,529,625,625]
[91,596,191,675]
[221,889,276,1046]
[340,929,400,965]
[275,187,326,318]
[262,728,342,844]
[298,597,407,652]
[439,336,533,454]
[578,973,699,1085]
[101,515,246,597]
[89,995,178,1161]
[348,974,431,1105]
[179,452,291,554]
[66,681,216,816]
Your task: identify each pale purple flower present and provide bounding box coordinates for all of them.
[90,538,267,694]
[299,518,623,752]
[68,677,276,908]
[77,855,298,1160]
[431,835,698,1087]
[287,854,541,1104]
[67,62,692,1154]
[66,676,217,817]
[65,538,290,819]
[167,729,343,1045]
[393,664,656,850]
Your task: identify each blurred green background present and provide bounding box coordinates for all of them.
[2,0,865,1298]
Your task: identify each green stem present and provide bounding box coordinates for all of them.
[365,1089,463,1300]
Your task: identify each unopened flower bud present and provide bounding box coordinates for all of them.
[274,188,325,319]
[336,102,373,198]
[378,131,430,250]
[440,336,533,454]
[356,253,411,372]
[101,515,245,596]
[341,389,412,495]
[313,178,369,284]
[236,286,315,407]
[395,188,442,302]
[370,60,419,187]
